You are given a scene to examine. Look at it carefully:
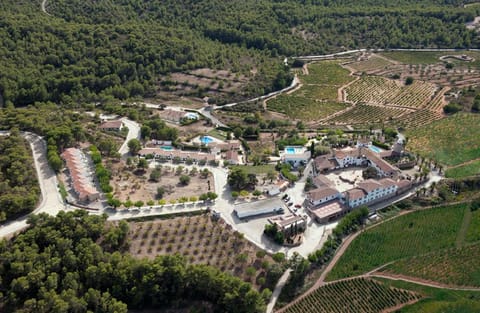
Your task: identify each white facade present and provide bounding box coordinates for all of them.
[346,181,398,208]
[283,146,311,168]
[307,187,340,207]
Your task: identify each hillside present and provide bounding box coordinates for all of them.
[0,0,479,107]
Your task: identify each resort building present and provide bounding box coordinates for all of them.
[99,120,123,132]
[268,214,307,235]
[61,148,100,202]
[160,109,199,124]
[282,146,311,168]
[306,187,340,207]
[308,200,348,224]
[343,178,398,208]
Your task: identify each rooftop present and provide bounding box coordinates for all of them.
[309,200,346,220]
[307,187,339,202]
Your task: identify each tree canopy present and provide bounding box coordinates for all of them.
[0,210,266,313]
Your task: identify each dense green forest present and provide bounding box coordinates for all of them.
[0,130,40,222]
[0,211,266,312]
[0,0,479,107]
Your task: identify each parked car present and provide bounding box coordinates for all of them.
[294,204,302,208]
[288,202,293,206]
[282,194,289,199]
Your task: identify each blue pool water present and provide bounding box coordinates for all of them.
[200,136,214,144]
[369,145,383,153]
[161,146,173,151]
[285,147,296,154]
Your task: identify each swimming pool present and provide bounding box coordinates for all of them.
[368,145,383,153]
[200,136,214,144]
[285,147,296,154]
[160,146,173,151]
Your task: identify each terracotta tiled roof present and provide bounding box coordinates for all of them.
[307,187,339,202]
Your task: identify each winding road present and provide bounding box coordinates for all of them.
[41,0,50,15]
[0,132,65,238]
[118,118,141,158]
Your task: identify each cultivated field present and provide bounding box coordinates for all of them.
[111,163,213,205]
[467,209,480,243]
[282,278,421,313]
[380,243,480,287]
[327,204,468,281]
[379,51,480,66]
[445,160,480,179]
[128,214,281,289]
[267,61,353,122]
[346,54,395,73]
[323,104,411,125]
[345,76,436,108]
[407,113,480,167]
[378,278,480,313]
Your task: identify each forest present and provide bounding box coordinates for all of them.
[0,0,479,107]
[0,210,266,313]
[0,129,40,222]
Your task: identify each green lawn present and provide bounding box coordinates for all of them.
[377,278,480,313]
[207,128,228,140]
[445,160,480,179]
[327,204,467,281]
[229,164,276,175]
[407,113,480,166]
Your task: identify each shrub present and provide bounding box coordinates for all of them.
[272,252,286,263]
[179,175,191,185]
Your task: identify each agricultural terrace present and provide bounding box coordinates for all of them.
[327,204,468,281]
[379,51,480,67]
[390,109,443,130]
[407,113,480,167]
[377,278,480,313]
[322,104,410,126]
[282,278,421,313]
[380,243,480,287]
[345,76,436,109]
[128,214,281,289]
[267,61,353,122]
[346,54,395,73]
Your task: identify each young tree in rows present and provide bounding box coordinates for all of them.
[127,138,141,155]
[137,158,148,171]
[179,175,190,185]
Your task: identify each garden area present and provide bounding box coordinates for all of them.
[127,214,285,290]
[326,204,468,281]
[111,161,213,207]
[282,278,421,313]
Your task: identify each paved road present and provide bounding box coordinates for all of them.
[0,132,65,238]
[118,118,141,158]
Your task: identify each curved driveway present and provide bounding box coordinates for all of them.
[118,118,141,158]
[0,132,65,238]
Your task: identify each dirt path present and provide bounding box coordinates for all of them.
[41,0,51,15]
[337,65,359,102]
[369,272,480,291]
[374,53,401,65]
[447,157,480,169]
[302,64,309,75]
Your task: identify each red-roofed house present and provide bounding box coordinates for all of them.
[99,120,123,131]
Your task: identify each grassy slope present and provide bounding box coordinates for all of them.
[380,51,480,67]
[445,160,480,178]
[407,113,480,167]
[326,204,467,281]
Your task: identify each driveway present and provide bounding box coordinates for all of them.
[118,118,141,158]
[0,132,65,238]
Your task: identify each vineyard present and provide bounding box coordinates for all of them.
[327,204,467,281]
[390,109,443,129]
[467,209,480,243]
[127,214,280,289]
[380,243,480,287]
[346,55,395,73]
[267,60,353,121]
[407,113,480,166]
[282,278,421,313]
[322,104,411,125]
[445,160,480,179]
[345,76,436,108]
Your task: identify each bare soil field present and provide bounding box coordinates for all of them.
[128,213,282,290]
[111,163,213,204]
